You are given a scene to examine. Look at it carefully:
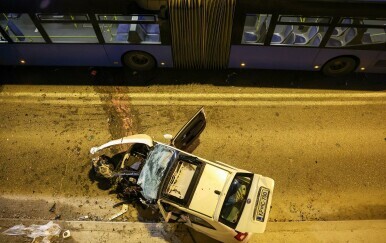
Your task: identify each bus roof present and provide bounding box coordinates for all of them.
[236,0,386,18]
[1,0,385,14]
[0,0,160,13]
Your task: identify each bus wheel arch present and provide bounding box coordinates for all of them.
[321,55,359,77]
[121,51,157,71]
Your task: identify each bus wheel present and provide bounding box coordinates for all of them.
[122,51,156,71]
[322,56,358,77]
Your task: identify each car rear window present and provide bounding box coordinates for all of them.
[165,160,198,199]
[161,154,203,205]
[219,173,253,228]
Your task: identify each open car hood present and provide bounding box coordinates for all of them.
[90,134,153,154]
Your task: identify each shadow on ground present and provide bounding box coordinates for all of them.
[0,66,385,91]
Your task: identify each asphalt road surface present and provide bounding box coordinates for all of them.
[0,68,385,229]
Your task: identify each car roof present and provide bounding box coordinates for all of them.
[155,142,240,217]
[188,163,232,217]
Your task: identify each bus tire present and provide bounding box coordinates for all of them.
[122,51,156,71]
[322,56,358,77]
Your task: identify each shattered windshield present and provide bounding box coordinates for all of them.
[137,143,176,200]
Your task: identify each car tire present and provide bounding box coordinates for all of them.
[322,56,358,77]
[122,51,156,71]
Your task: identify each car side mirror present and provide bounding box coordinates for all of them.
[163,134,173,144]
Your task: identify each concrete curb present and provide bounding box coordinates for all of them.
[255,220,386,242]
[1,219,385,243]
[0,219,196,243]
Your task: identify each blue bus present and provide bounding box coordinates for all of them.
[0,0,385,76]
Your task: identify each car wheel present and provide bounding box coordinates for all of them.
[322,56,358,77]
[122,51,156,71]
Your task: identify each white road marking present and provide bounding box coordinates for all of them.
[1,92,386,106]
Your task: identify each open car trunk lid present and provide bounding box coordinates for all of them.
[235,174,274,233]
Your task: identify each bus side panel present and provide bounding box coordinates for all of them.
[314,49,385,73]
[103,45,173,68]
[0,45,21,65]
[370,51,386,73]
[8,44,112,66]
[228,45,319,71]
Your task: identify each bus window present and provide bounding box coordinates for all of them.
[0,13,44,43]
[327,27,386,47]
[39,14,98,43]
[242,14,271,44]
[272,25,328,46]
[337,17,386,26]
[37,14,89,21]
[332,18,352,37]
[0,32,7,43]
[97,14,160,44]
[97,15,156,22]
[271,15,330,46]
[362,19,386,25]
[361,28,386,44]
[271,25,294,44]
[279,16,330,24]
[327,18,386,47]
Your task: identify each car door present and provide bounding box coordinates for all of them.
[158,200,226,242]
[171,107,206,151]
[183,213,226,242]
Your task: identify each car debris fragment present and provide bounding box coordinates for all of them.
[2,221,61,243]
[78,215,89,220]
[62,230,71,239]
[109,204,129,221]
[49,203,56,213]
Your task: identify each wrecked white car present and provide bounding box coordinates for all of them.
[90,108,274,243]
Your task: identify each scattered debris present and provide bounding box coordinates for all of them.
[49,203,56,213]
[48,202,61,220]
[2,221,61,243]
[92,155,115,178]
[78,215,89,220]
[62,230,71,239]
[226,72,238,83]
[109,204,129,221]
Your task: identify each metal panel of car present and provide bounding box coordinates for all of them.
[172,107,206,151]
[90,134,153,154]
[189,164,230,217]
